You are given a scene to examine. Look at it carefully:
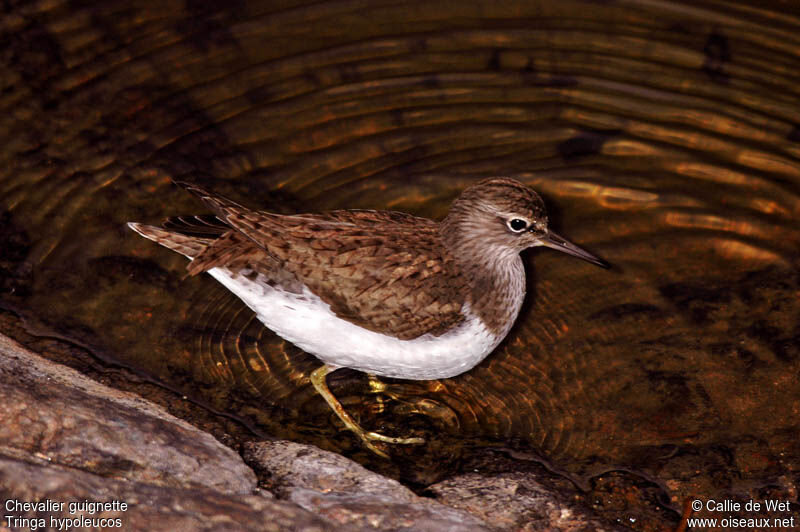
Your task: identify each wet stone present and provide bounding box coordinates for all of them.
[0,332,343,531]
[0,456,330,532]
[243,440,491,532]
[0,333,256,493]
[425,449,645,532]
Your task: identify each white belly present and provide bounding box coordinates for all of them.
[207,267,500,380]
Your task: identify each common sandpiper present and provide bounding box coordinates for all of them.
[129,178,609,457]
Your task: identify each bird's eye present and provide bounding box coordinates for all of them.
[507,218,529,232]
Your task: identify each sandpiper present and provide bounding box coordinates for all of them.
[128,178,608,456]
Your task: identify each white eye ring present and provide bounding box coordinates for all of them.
[507,218,529,232]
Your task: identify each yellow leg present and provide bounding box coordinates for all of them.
[310,365,425,458]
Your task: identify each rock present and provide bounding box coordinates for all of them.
[0,333,255,493]
[243,440,491,531]
[0,455,332,532]
[425,449,631,531]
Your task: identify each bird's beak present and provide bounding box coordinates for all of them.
[538,230,610,269]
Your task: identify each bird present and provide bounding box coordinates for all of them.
[128,177,609,457]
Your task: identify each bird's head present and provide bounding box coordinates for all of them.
[442,177,609,268]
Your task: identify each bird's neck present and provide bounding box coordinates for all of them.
[439,219,526,339]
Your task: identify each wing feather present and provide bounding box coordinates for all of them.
[173,181,467,339]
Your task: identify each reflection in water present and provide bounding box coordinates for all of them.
[1,0,799,515]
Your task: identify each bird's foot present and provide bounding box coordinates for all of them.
[354,430,424,459]
[364,431,425,445]
[310,365,425,458]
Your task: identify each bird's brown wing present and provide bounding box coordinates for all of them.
[174,181,467,340]
[245,212,468,339]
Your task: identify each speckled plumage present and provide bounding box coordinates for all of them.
[129,177,607,366]
[193,207,469,341]
[128,177,608,454]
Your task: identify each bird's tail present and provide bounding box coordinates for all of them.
[127,222,211,259]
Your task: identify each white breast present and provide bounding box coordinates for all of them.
[207,267,500,380]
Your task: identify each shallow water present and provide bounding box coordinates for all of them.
[1,0,799,516]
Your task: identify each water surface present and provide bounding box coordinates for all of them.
[1,0,798,519]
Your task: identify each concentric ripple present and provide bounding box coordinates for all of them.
[1,0,799,505]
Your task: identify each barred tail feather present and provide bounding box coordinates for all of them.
[127,222,211,259]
